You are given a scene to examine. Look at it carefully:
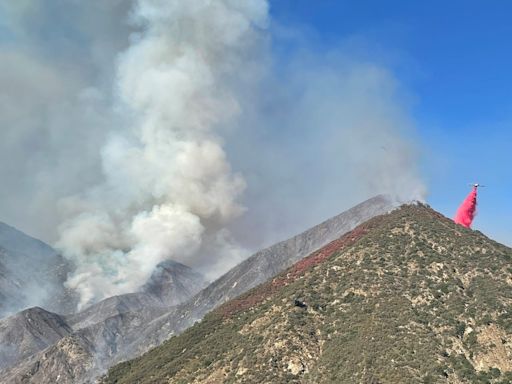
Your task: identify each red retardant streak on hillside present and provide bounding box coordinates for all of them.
[454,187,478,228]
[216,215,387,319]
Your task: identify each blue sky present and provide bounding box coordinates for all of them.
[270,0,511,245]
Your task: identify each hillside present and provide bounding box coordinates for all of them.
[0,307,72,371]
[120,195,397,355]
[103,204,512,384]
[0,260,207,377]
[0,195,396,383]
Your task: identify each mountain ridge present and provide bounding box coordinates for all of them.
[120,194,398,354]
[102,203,512,384]
[0,258,207,377]
[0,195,398,383]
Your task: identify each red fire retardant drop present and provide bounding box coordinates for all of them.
[454,187,478,228]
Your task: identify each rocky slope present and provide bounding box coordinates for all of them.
[0,195,397,383]
[121,194,398,354]
[141,259,208,306]
[0,260,207,379]
[103,204,512,384]
[65,260,208,330]
[0,307,72,371]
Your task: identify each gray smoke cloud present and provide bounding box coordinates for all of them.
[0,0,426,309]
[56,0,268,308]
[225,49,426,249]
[0,0,132,241]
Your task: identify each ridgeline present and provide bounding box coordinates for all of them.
[103,204,512,384]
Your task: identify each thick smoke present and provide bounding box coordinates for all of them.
[0,1,132,241]
[0,0,426,309]
[56,0,267,308]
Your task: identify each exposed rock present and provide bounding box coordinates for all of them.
[2,335,96,384]
[286,357,306,375]
[474,324,512,372]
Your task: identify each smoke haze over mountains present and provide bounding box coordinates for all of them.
[0,0,426,308]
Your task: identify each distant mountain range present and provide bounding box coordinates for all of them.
[0,195,397,383]
[0,258,208,374]
[102,203,512,384]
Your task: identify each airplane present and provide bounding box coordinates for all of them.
[469,183,486,189]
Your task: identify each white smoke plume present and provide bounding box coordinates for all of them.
[55,0,268,308]
[0,0,427,310]
[224,51,427,249]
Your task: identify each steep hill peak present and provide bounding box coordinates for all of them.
[0,195,399,384]
[141,259,208,305]
[103,203,512,384]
